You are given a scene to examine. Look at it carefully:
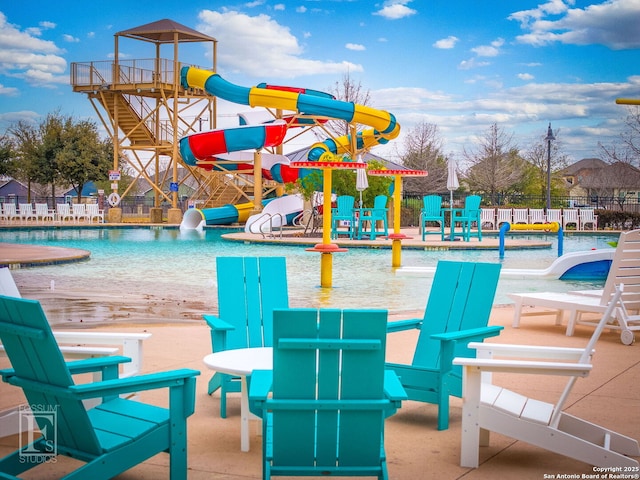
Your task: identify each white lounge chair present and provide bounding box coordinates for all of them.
[0,203,19,223]
[512,208,528,224]
[56,203,74,222]
[579,208,598,230]
[86,203,105,223]
[528,208,546,224]
[455,285,640,469]
[546,208,562,226]
[72,203,89,222]
[480,208,496,229]
[35,203,55,223]
[562,208,579,230]
[508,229,640,343]
[18,203,36,223]
[496,208,512,227]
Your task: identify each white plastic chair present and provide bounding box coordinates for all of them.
[56,203,74,222]
[496,208,512,227]
[72,203,89,222]
[512,208,528,224]
[455,286,640,469]
[480,208,496,229]
[528,209,546,224]
[18,203,36,223]
[35,203,55,223]
[546,208,562,227]
[86,203,105,223]
[579,208,597,230]
[562,208,579,230]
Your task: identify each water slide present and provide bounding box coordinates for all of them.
[244,194,304,233]
[396,248,615,281]
[178,66,400,226]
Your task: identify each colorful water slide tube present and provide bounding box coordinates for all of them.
[179,66,401,163]
[245,194,304,233]
[180,202,254,229]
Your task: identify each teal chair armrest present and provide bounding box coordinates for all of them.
[383,370,407,401]
[203,314,233,331]
[1,356,132,383]
[430,325,503,342]
[249,369,272,417]
[386,318,422,333]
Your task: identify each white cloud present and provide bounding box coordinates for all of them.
[39,21,56,30]
[274,4,285,11]
[373,1,417,20]
[518,73,535,81]
[0,13,67,86]
[458,58,490,70]
[0,83,19,96]
[346,43,365,51]
[433,36,458,49]
[296,6,307,14]
[63,34,79,43]
[197,10,362,78]
[471,38,504,57]
[510,0,640,49]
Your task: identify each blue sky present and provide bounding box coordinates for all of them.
[1,0,639,165]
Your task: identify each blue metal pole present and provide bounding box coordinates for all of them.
[499,222,511,259]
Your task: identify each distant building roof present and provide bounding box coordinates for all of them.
[116,19,216,44]
[561,157,607,175]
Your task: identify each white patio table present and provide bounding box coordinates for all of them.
[203,347,272,452]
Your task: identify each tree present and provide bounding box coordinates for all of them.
[521,133,569,202]
[397,121,448,194]
[324,71,371,139]
[7,120,42,202]
[56,119,112,202]
[463,123,526,205]
[0,135,16,177]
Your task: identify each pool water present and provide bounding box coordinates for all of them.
[0,227,615,314]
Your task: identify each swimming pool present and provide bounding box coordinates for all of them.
[0,227,617,320]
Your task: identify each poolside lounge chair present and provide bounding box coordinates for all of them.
[496,208,512,227]
[204,256,288,418]
[249,307,406,479]
[512,208,528,224]
[72,203,90,222]
[420,195,445,241]
[546,208,562,225]
[579,208,598,230]
[0,294,199,479]
[529,208,546,224]
[480,208,496,229]
[508,229,640,344]
[86,203,105,223]
[35,203,55,223]
[562,208,579,230]
[358,194,388,240]
[385,260,503,430]
[331,195,356,239]
[455,285,640,469]
[56,203,74,222]
[0,203,19,223]
[18,203,36,223]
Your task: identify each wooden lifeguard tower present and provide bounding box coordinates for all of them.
[70,19,220,223]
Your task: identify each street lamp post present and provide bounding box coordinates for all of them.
[545,123,556,211]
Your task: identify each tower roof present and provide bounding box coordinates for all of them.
[116,19,216,43]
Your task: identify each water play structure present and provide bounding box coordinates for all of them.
[177,66,400,228]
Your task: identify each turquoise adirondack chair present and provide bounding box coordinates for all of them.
[250,308,407,480]
[452,195,482,241]
[420,195,445,241]
[358,195,389,240]
[204,256,288,418]
[331,195,356,239]
[385,261,502,430]
[0,295,199,479]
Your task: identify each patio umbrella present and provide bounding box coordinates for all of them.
[355,154,368,208]
[447,157,459,208]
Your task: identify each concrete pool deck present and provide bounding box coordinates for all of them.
[0,303,638,479]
